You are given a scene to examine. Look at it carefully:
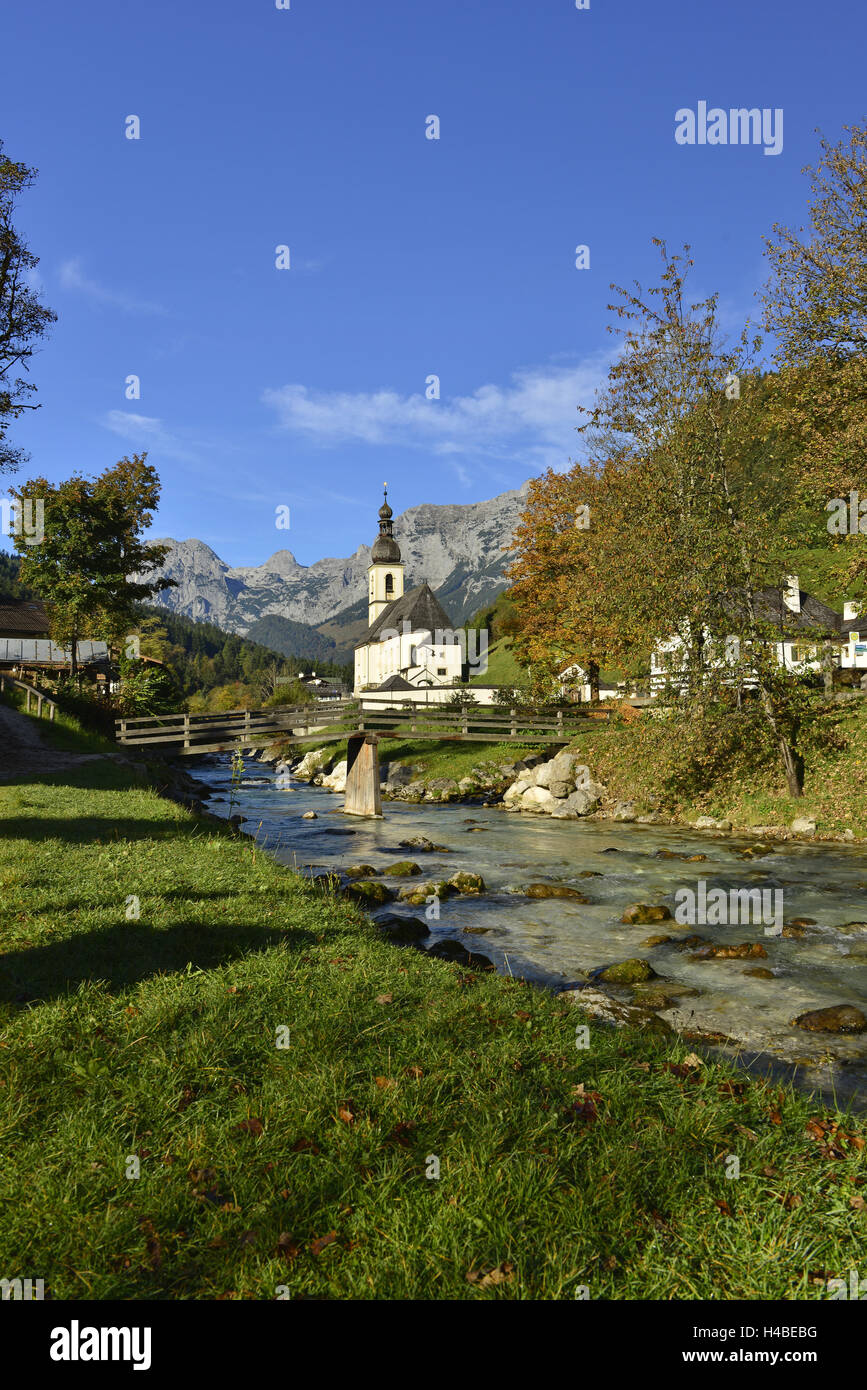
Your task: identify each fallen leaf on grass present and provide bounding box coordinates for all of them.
[850,1194,867,1212]
[236,1118,264,1137]
[375,993,393,1005]
[776,1193,802,1210]
[291,1138,320,1155]
[338,1104,357,1125]
[514,1010,531,1022]
[466,1261,514,1288]
[405,1065,424,1079]
[713,1199,734,1217]
[683,1053,704,1069]
[310,1231,338,1256]
[385,1121,416,1147]
[276,1233,301,1262]
[375,1076,395,1090]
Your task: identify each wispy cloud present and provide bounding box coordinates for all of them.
[59,258,169,316]
[261,357,612,471]
[100,411,199,462]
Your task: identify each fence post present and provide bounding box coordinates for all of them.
[120,719,127,743]
[183,713,191,751]
[510,707,517,738]
[462,705,469,736]
[49,703,56,722]
[557,707,563,738]
[37,693,43,719]
[244,709,251,747]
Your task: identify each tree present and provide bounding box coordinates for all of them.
[511,243,835,795]
[764,124,867,363]
[0,142,56,474]
[10,455,175,678]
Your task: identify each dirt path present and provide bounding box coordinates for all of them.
[0,704,107,783]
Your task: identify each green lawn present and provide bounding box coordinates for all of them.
[0,759,864,1299]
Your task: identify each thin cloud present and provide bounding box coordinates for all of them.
[100,411,198,462]
[261,357,612,471]
[59,258,169,316]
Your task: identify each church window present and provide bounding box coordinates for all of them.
[385,572,394,596]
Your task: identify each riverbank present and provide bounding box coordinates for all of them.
[265,698,867,841]
[2,746,865,1298]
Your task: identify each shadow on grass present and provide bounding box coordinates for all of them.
[0,813,190,844]
[0,920,329,1006]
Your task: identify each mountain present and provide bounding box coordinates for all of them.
[144,483,530,660]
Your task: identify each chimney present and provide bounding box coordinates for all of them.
[783,576,801,614]
[844,601,861,622]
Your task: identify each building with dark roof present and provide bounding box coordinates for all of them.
[353,488,465,694]
[0,598,109,672]
[649,575,867,692]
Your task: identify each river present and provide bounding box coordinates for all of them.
[191,753,867,1109]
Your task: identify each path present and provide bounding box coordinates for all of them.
[0,704,105,783]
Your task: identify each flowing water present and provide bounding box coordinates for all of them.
[195,755,867,1108]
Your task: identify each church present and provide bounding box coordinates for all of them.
[353,487,465,696]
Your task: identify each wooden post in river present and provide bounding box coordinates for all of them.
[344,733,382,817]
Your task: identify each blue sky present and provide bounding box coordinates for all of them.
[1,0,863,566]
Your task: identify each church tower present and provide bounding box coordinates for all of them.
[367,484,404,625]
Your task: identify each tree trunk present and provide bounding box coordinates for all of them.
[589,660,600,702]
[757,680,803,796]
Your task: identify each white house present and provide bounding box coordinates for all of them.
[649,576,864,693]
[353,488,464,697]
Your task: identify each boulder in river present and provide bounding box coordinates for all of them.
[344,864,379,878]
[343,880,397,908]
[621,903,672,925]
[382,860,422,877]
[791,1005,867,1034]
[448,871,486,894]
[595,958,657,985]
[375,914,429,944]
[525,883,589,901]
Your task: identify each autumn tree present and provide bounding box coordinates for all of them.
[0,141,56,475]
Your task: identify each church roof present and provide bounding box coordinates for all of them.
[361,582,454,644]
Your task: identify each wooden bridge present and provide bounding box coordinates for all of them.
[114,698,599,757]
[114,697,605,817]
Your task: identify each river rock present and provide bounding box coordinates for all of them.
[400,880,454,905]
[743,967,775,979]
[557,986,672,1035]
[525,883,589,900]
[426,939,493,970]
[521,786,555,811]
[596,958,657,985]
[382,860,422,877]
[790,816,817,835]
[295,747,331,781]
[399,836,450,852]
[791,1005,867,1034]
[690,942,768,960]
[344,864,379,878]
[549,780,572,799]
[641,934,674,947]
[611,801,636,822]
[692,816,732,831]
[374,914,429,944]
[448,871,486,894]
[301,811,317,820]
[343,880,397,907]
[621,903,672,925]
[321,759,348,792]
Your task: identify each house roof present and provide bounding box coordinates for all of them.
[0,638,109,667]
[377,673,415,691]
[750,587,844,637]
[0,600,51,636]
[360,582,454,645]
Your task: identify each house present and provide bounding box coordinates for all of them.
[353,488,464,696]
[0,598,109,675]
[649,576,863,693]
[558,662,622,703]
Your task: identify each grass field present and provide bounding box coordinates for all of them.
[1,754,865,1300]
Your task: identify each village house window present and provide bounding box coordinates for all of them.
[437,667,447,675]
